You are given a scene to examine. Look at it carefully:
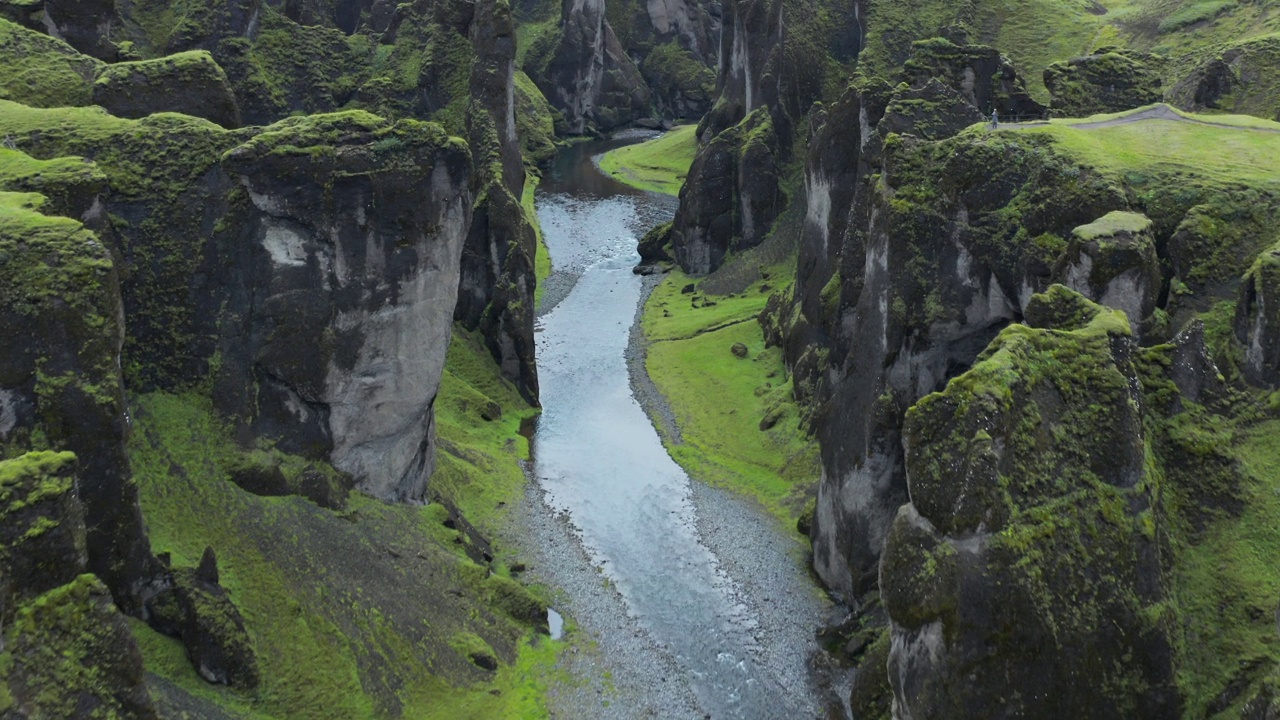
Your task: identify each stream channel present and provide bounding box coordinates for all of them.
[522,133,834,719]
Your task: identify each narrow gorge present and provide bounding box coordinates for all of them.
[4,0,1280,718]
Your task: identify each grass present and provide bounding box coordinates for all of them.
[124,327,557,719]
[597,125,697,196]
[524,175,551,308]
[1173,419,1280,717]
[988,108,1280,187]
[641,269,820,523]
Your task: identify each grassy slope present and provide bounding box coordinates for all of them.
[862,0,1280,103]
[127,330,559,720]
[642,270,819,523]
[597,125,698,196]
[1174,419,1280,717]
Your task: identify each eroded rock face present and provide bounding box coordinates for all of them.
[883,287,1177,719]
[805,130,1125,600]
[903,37,1045,119]
[454,0,539,403]
[1235,243,1280,388]
[91,50,242,128]
[0,183,164,617]
[218,114,472,502]
[1045,48,1164,117]
[530,0,650,133]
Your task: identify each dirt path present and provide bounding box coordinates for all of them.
[1002,103,1280,133]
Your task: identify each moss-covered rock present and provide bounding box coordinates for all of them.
[641,41,715,119]
[1054,211,1161,335]
[92,50,241,127]
[0,184,163,618]
[526,0,650,134]
[1045,48,1165,118]
[0,451,85,616]
[149,547,260,689]
[3,575,158,719]
[1235,241,1280,388]
[1170,34,1280,121]
[902,36,1045,119]
[0,18,100,108]
[885,286,1176,718]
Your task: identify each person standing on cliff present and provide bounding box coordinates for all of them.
[991,109,999,129]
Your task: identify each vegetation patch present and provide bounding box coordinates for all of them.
[598,125,698,196]
[642,270,819,522]
[124,326,555,718]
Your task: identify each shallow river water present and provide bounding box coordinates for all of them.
[528,136,829,719]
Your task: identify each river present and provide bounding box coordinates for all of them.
[518,134,836,719]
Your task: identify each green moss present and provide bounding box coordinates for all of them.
[4,575,145,720]
[514,71,557,165]
[1169,419,1280,716]
[0,18,100,108]
[597,125,697,196]
[1072,210,1153,240]
[1158,0,1238,33]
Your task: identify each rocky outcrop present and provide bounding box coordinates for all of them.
[883,287,1177,719]
[664,0,853,275]
[454,0,539,403]
[216,113,472,502]
[800,125,1125,601]
[1170,35,1280,120]
[670,107,783,273]
[1235,242,1280,388]
[91,50,242,127]
[903,37,1045,119]
[527,0,651,133]
[1054,211,1161,336]
[149,547,260,689]
[2,103,472,506]
[1045,48,1164,118]
[0,182,165,617]
[1,452,159,718]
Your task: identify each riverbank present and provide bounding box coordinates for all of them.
[598,125,697,196]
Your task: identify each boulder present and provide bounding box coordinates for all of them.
[3,575,159,718]
[92,51,242,128]
[149,547,260,689]
[1054,211,1161,335]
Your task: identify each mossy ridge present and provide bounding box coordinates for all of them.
[514,70,558,166]
[0,18,101,108]
[598,125,698,196]
[642,269,819,523]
